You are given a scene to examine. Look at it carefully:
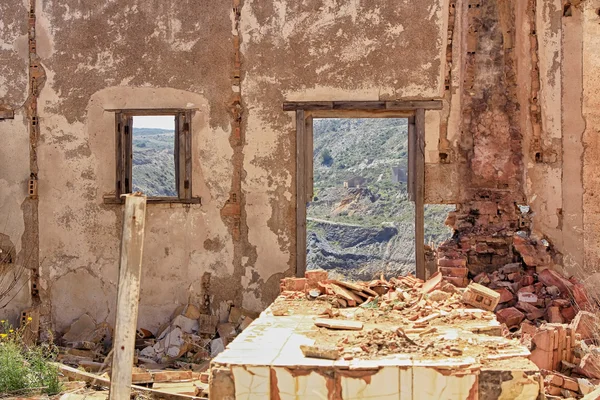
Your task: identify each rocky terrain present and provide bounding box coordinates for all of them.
[131,127,177,197]
[307,118,453,280]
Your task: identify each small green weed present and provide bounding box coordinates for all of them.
[0,319,62,396]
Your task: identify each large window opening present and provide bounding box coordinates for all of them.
[132,115,177,197]
[306,118,453,281]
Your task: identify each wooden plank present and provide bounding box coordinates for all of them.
[184,110,193,200]
[115,113,124,198]
[283,100,442,111]
[407,118,416,202]
[415,108,426,280]
[330,280,378,297]
[55,364,202,400]
[110,194,147,400]
[103,197,201,205]
[125,116,133,193]
[308,109,414,119]
[329,283,363,304]
[283,102,333,111]
[331,101,386,110]
[0,108,15,119]
[314,318,363,330]
[296,110,307,278]
[386,100,443,110]
[104,108,198,114]
[306,114,314,201]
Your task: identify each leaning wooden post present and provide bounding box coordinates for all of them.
[110,194,147,400]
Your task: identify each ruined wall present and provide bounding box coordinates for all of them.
[0,0,448,332]
[240,0,448,309]
[0,1,34,324]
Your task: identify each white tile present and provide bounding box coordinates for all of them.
[340,367,400,400]
[411,366,477,400]
[399,367,412,400]
[231,366,270,400]
[272,367,330,400]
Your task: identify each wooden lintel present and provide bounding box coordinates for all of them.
[386,100,443,110]
[283,102,333,111]
[0,109,15,119]
[283,100,443,111]
[103,196,201,205]
[104,108,198,115]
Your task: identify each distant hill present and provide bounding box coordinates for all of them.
[307,118,453,280]
[131,128,177,197]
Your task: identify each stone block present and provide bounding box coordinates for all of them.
[462,282,501,311]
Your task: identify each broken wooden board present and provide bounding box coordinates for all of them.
[330,280,378,297]
[314,318,363,330]
[329,283,363,305]
[54,363,203,400]
[300,345,340,360]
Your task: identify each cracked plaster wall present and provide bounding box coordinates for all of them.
[2,0,599,331]
[0,0,33,324]
[1,0,448,331]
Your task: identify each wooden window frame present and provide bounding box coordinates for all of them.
[285,100,442,280]
[104,109,200,205]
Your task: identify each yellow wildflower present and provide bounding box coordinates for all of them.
[0,334,6,338]
[8,329,13,333]
[27,317,32,321]
[0,320,4,323]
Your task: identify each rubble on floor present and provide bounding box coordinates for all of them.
[272,267,600,399]
[53,302,257,399]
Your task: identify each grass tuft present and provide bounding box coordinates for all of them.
[0,320,61,396]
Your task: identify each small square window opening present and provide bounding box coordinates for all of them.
[109,109,199,204]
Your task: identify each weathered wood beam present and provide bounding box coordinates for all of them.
[283,100,443,111]
[415,109,426,280]
[296,110,307,278]
[110,194,147,400]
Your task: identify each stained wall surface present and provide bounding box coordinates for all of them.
[1,0,600,332]
[0,0,447,332]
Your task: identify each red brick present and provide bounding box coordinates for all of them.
[439,266,468,277]
[560,306,577,323]
[438,257,467,268]
[579,352,600,379]
[496,288,514,303]
[562,376,579,392]
[546,306,564,324]
[572,283,592,310]
[520,273,534,286]
[280,277,306,292]
[500,263,522,275]
[537,269,573,295]
[570,311,600,341]
[496,307,525,329]
[442,276,469,288]
[473,272,491,285]
[305,270,328,289]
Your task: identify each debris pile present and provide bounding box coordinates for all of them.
[280,267,600,399]
[54,303,257,399]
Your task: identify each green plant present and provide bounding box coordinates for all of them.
[0,320,61,396]
[321,149,333,166]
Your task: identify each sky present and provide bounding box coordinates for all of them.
[132,115,175,130]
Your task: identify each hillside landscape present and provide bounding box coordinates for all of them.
[132,127,177,197]
[307,118,454,280]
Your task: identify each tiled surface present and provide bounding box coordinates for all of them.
[211,300,538,399]
[231,366,270,400]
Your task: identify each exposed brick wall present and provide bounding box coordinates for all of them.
[437,0,531,283]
